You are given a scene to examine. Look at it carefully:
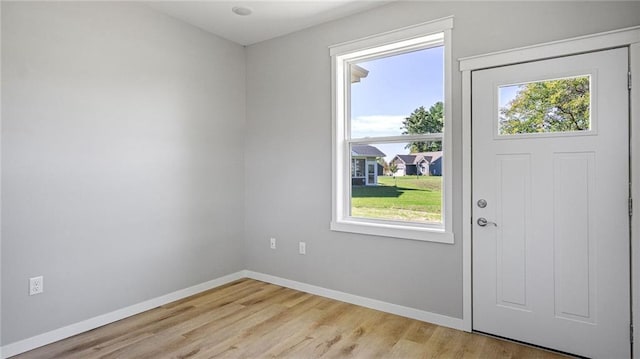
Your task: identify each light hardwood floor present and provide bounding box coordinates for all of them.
[13,279,569,358]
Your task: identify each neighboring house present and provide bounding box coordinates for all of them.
[390,151,443,176]
[416,151,443,176]
[351,145,385,185]
[390,154,419,176]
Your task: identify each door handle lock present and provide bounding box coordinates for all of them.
[477,217,498,227]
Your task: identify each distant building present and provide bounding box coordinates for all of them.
[390,151,442,176]
[351,145,385,185]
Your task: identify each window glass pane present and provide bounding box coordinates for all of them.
[351,158,365,177]
[350,142,443,224]
[350,46,444,139]
[498,75,591,135]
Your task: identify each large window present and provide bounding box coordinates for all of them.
[330,18,454,243]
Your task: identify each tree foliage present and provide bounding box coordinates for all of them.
[389,162,398,177]
[401,102,443,152]
[500,77,590,134]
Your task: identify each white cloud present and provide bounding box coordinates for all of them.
[351,115,405,138]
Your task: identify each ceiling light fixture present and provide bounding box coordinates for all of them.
[232,6,252,16]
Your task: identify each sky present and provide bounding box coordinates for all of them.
[349,46,521,163]
[499,85,520,108]
[350,46,443,162]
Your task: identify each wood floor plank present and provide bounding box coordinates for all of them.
[263,322,338,358]
[11,279,572,359]
[387,339,428,359]
[402,321,438,344]
[454,330,489,359]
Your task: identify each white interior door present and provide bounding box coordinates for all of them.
[472,48,630,358]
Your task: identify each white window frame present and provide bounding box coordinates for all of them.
[330,17,454,243]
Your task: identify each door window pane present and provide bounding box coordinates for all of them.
[498,75,590,135]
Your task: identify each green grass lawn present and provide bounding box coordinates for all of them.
[351,176,442,223]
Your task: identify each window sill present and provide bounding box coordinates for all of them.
[330,219,454,244]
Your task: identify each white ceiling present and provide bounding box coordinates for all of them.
[146,1,390,46]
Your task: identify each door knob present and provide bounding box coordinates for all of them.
[477,217,498,227]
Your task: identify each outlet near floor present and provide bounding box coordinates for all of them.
[299,242,306,255]
[270,237,276,249]
[29,276,44,296]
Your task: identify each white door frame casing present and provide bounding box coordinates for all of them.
[459,26,640,354]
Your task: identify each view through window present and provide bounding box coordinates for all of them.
[331,18,453,242]
[349,46,444,225]
[498,75,591,135]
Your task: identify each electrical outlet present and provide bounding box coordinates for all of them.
[270,237,276,249]
[299,242,306,255]
[29,276,44,296]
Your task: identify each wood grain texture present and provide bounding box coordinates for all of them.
[12,279,570,359]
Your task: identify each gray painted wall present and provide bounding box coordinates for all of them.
[244,1,640,319]
[1,2,246,344]
[2,0,640,349]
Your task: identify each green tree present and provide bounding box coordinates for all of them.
[500,77,590,134]
[388,162,398,186]
[402,102,443,152]
[389,162,398,176]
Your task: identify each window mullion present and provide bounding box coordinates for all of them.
[349,133,443,144]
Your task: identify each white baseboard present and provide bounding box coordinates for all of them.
[1,271,246,359]
[245,271,465,331]
[2,269,465,358]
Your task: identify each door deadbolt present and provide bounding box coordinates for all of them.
[477,199,487,208]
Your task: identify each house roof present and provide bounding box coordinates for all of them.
[392,151,443,165]
[352,145,385,157]
[350,64,369,83]
[413,151,443,164]
[393,155,417,164]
